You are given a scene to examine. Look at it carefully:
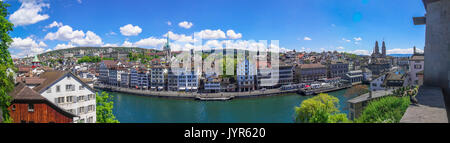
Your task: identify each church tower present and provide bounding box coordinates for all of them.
[375,41,380,54]
[382,41,386,57]
[163,32,171,63]
[372,41,380,57]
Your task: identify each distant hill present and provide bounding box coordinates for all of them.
[388,54,412,57]
[38,47,158,57]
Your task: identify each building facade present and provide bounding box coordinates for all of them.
[33,71,96,123]
[326,61,349,78]
[408,49,424,86]
[8,83,77,123]
[296,64,327,83]
[237,58,256,92]
[345,70,364,85]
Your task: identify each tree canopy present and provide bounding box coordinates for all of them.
[0,1,14,123]
[295,93,349,123]
[77,56,102,64]
[96,91,120,123]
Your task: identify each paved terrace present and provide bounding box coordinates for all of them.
[400,86,448,123]
[347,89,393,104]
[94,84,299,100]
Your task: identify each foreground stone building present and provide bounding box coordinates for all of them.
[401,0,449,123]
[413,0,450,98]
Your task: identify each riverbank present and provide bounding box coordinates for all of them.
[94,84,299,101]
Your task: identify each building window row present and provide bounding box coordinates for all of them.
[55,94,95,104]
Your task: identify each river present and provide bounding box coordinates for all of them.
[108,87,361,123]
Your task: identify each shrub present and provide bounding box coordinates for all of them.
[355,96,410,123]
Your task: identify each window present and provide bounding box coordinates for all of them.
[46,88,52,93]
[66,84,75,91]
[12,105,16,111]
[28,104,34,112]
[56,97,65,104]
[79,86,84,90]
[88,117,94,123]
[66,96,73,103]
[56,85,61,92]
[88,94,95,100]
[414,65,422,69]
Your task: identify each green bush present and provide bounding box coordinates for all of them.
[295,93,350,123]
[356,96,410,123]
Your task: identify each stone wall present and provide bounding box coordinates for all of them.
[423,0,450,100]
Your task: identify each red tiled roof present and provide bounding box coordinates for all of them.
[22,77,46,85]
[17,66,32,73]
[300,63,326,69]
[102,60,118,68]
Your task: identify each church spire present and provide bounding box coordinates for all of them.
[375,41,380,54]
[167,32,170,45]
[382,41,386,57]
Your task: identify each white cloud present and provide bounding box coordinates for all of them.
[102,43,119,47]
[387,48,424,55]
[45,25,85,41]
[194,29,226,39]
[122,41,133,47]
[349,49,370,55]
[342,38,350,42]
[10,37,47,57]
[71,31,103,46]
[120,24,142,36]
[353,37,362,41]
[134,37,166,48]
[337,46,345,50]
[164,31,195,43]
[9,0,50,26]
[45,25,103,47]
[167,21,172,26]
[304,37,312,41]
[45,21,63,29]
[54,43,75,50]
[77,0,82,4]
[226,30,242,39]
[106,31,117,36]
[178,21,193,29]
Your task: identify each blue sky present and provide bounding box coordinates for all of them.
[6,0,426,58]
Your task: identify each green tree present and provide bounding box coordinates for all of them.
[295,93,349,123]
[0,1,14,123]
[355,96,410,123]
[96,92,119,123]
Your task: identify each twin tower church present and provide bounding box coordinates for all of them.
[371,41,387,58]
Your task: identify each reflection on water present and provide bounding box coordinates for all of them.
[109,87,361,123]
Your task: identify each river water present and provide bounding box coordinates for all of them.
[108,88,360,123]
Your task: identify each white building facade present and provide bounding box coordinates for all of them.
[37,72,96,123]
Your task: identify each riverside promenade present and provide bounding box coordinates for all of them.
[94,84,299,100]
